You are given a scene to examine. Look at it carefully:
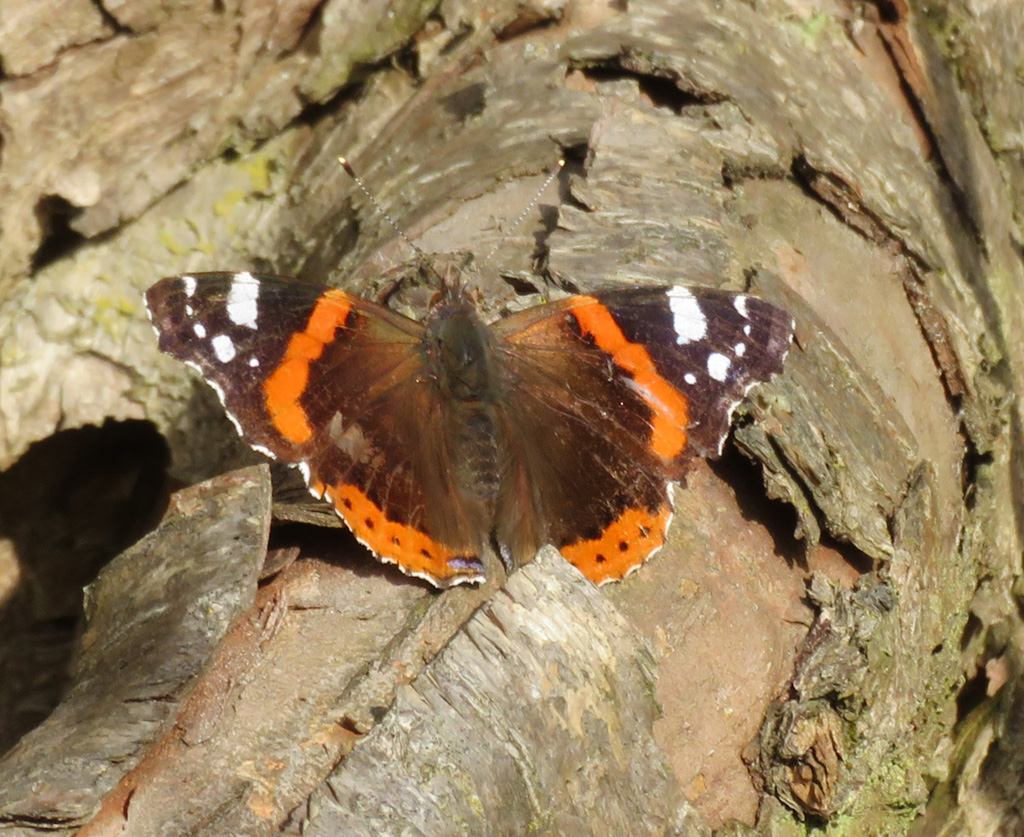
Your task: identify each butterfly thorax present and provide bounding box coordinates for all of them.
[424,294,501,404]
[423,296,503,507]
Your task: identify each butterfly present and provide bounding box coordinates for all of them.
[145,265,792,587]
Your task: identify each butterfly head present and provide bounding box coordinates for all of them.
[424,284,498,404]
[421,251,476,306]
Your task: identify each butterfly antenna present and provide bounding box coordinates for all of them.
[480,159,565,265]
[338,157,428,260]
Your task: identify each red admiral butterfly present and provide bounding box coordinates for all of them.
[146,259,792,588]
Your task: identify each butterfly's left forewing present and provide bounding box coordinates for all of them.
[146,272,417,459]
[591,286,793,458]
[145,272,487,586]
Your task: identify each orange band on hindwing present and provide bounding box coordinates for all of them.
[263,291,353,445]
[325,482,483,585]
[560,503,671,584]
[570,299,689,460]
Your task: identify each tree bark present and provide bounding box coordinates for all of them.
[0,0,1022,834]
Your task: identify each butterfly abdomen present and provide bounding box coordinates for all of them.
[449,405,501,503]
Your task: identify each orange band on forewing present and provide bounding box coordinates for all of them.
[263,291,353,445]
[571,299,689,459]
[326,483,480,584]
[560,504,671,585]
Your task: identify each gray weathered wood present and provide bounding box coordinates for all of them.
[302,547,694,836]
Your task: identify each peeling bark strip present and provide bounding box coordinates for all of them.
[0,467,271,828]
[0,0,1021,833]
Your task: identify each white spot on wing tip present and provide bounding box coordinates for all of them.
[192,322,207,339]
[667,286,707,344]
[734,294,750,318]
[181,275,197,297]
[707,352,731,382]
[211,333,236,363]
[684,372,697,385]
[227,273,260,329]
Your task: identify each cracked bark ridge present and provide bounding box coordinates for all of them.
[301,547,684,836]
[64,530,501,837]
[0,0,442,288]
[0,465,270,829]
[748,575,897,819]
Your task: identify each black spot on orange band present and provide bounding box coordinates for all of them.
[560,503,671,584]
[324,482,483,585]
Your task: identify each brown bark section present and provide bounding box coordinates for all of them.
[0,0,1021,834]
